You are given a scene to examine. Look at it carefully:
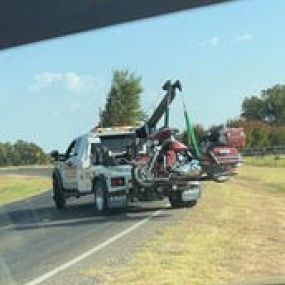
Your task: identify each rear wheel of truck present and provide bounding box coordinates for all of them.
[185,200,197,208]
[169,192,197,208]
[168,192,183,208]
[53,176,66,209]
[94,179,109,214]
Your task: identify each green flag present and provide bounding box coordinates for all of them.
[183,103,200,159]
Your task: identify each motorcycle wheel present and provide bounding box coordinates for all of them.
[133,164,154,188]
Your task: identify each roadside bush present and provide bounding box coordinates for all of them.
[0,140,50,167]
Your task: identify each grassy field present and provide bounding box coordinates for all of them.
[0,175,51,205]
[244,155,285,167]
[84,165,285,285]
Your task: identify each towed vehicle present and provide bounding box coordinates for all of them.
[51,127,201,212]
[132,80,245,197]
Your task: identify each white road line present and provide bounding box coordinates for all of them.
[24,209,162,285]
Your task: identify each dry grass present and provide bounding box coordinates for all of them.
[84,165,285,285]
[244,155,285,168]
[0,175,51,205]
[238,165,285,193]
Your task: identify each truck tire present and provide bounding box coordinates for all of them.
[169,192,197,208]
[168,192,183,208]
[94,178,109,214]
[185,200,197,208]
[53,175,66,209]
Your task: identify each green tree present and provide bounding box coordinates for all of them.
[242,84,285,125]
[242,96,265,122]
[268,126,285,146]
[3,143,14,165]
[0,144,8,166]
[0,140,50,166]
[99,70,145,127]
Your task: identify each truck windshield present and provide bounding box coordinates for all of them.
[100,134,135,153]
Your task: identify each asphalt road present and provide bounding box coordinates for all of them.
[0,168,188,285]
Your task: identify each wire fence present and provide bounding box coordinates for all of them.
[242,145,285,157]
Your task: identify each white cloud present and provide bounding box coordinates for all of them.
[234,33,253,43]
[210,37,219,47]
[198,37,220,48]
[29,72,100,93]
[198,34,253,48]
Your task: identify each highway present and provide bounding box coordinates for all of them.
[0,168,189,285]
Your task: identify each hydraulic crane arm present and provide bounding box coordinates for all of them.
[136,80,182,139]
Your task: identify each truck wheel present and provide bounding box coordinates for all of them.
[185,200,197,208]
[53,176,66,209]
[94,179,108,214]
[168,192,183,208]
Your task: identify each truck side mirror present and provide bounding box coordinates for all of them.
[50,150,59,161]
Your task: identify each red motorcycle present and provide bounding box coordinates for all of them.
[132,126,245,186]
[132,80,245,186]
[199,127,245,182]
[133,127,201,187]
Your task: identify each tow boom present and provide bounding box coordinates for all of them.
[136,80,182,139]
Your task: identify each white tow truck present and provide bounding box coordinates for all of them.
[51,127,136,213]
[51,126,201,213]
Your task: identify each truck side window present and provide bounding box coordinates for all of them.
[91,143,103,165]
[65,139,78,159]
[65,139,81,160]
[74,138,82,157]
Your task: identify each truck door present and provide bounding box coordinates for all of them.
[62,139,81,190]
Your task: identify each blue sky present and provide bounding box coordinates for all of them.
[1,0,285,152]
